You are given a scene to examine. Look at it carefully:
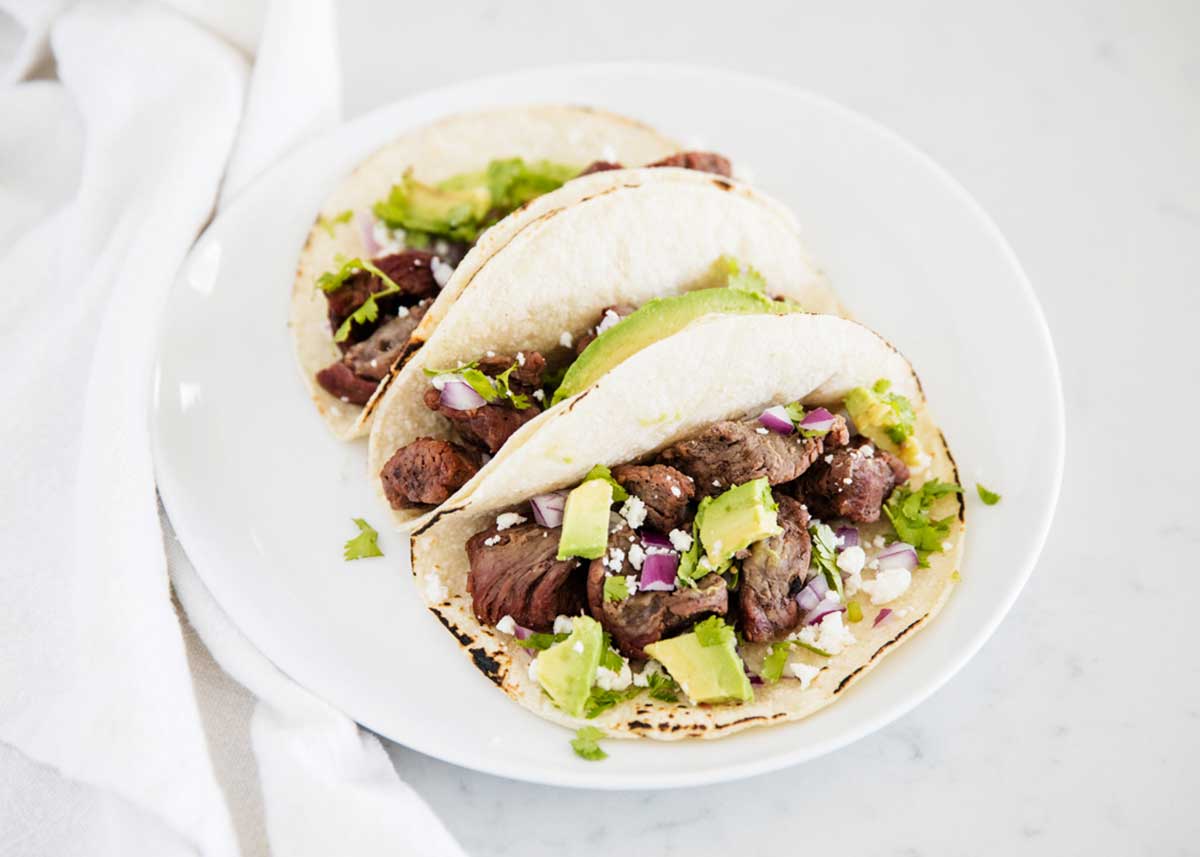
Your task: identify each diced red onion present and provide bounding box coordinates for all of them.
[807,572,830,600]
[877,541,918,572]
[805,600,846,626]
[513,623,533,640]
[835,526,860,550]
[359,211,381,257]
[439,378,486,410]
[795,586,821,614]
[873,608,893,627]
[640,530,673,551]
[758,405,795,435]
[530,492,567,528]
[639,552,678,591]
[798,407,836,433]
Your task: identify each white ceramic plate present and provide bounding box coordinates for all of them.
[153,64,1063,789]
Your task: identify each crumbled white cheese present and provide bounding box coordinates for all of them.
[553,615,575,635]
[483,534,501,547]
[797,612,856,655]
[604,547,626,572]
[495,512,526,531]
[756,427,769,435]
[596,309,622,335]
[872,535,886,549]
[712,479,721,487]
[485,350,496,358]
[572,640,585,654]
[516,351,526,366]
[433,239,451,257]
[860,445,875,458]
[339,396,349,403]
[559,330,574,348]
[824,454,834,464]
[595,660,633,691]
[431,256,454,288]
[670,485,682,498]
[533,389,545,402]
[789,662,821,689]
[624,574,638,594]
[837,546,865,596]
[620,495,647,529]
[632,660,663,687]
[843,477,853,485]
[861,567,912,605]
[423,576,448,603]
[628,542,646,570]
[668,528,693,552]
[496,615,517,635]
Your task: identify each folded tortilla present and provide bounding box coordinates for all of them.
[291,106,681,439]
[411,313,964,740]
[367,168,842,527]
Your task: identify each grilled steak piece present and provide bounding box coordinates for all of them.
[475,350,547,391]
[646,151,733,177]
[423,387,541,454]
[380,437,481,508]
[315,362,380,406]
[578,160,623,176]
[324,251,439,344]
[658,416,849,496]
[611,464,695,532]
[739,495,812,642]
[467,521,583,630]
[573,305,636,355]
[795,437,908,523]
[586,525,728,658]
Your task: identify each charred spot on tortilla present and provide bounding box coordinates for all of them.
[431,608,473,647]
[628,720,652,730]
[712,178,734,191]
[835,617,924,694]
[469,647,505,685]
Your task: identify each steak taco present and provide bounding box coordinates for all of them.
[410,313,964,740]
[366,167,842,527]
[290,105,739,439]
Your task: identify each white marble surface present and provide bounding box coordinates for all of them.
[339,0,1199,853]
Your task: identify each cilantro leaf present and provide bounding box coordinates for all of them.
[693,616,736,647]
[343,518,383,561]
[585,686,641,719]
[583,464,629,501]
[783,401,806,424]
[646,670,680,702]
[809,522,844,598]
[571,726,608,761]
[761,642,791,684]
[603,575,631,602]
[884,480,963,556]
[599,634,625,672]
[320,256,408,343]
[492,362,532,410]
[317,209,353,237]
[794,640,833,658]
[423,361,480,378]
[514,632,568,650]
[976,483,1002,506]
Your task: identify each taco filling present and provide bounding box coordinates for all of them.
[377,257,798,510]
[460,381,960,715]
[313,152,732,406]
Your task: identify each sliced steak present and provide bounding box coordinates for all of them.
[467,521,583,631]
[611,464,695,532]
[475,350,547,391]
[342,298,431,382]
[647,151,733,177]
[423,387,542,454]
[586,525,728,658]
[795,437,907,523]
[739,495,812,642]
[578,160,623,176]
[658,416,849,496]
[324,250,439,343]
[380,437,481,509]
[315,362,379,406]
[573,304,636,355]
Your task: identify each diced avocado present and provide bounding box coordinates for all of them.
[844,379,928,468]
[644,623,753,705]
[557,478,613,560]
[535,616,603,717]
[551,286,799,404]
[697,478,782,567]
[373,171,491,242]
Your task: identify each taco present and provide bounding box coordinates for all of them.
[290,105,739,439]
[410,313,964,740]
[366,167,842,527]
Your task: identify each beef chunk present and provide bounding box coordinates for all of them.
[423,387,542,454]
[585,525,728,658]
[739,496,812,641]
[658,416,849,496]
[380,437,481,509]
[324,251,439,343]
[578,160,623,176]
[795,437,906,523]
[647,151,733,177]
[573,304,637,355]
[475,350,547,391]
[342,298,431,381]
[611,464,695,532]
[315,362,379,406]
[467,521,583,631]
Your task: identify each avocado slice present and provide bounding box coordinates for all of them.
[644,624,753,705]
[551,287,799,404]
[373,172,491,243]
[557,478,613,560]
[697,478,782,567]
[535,616,603,717]
[844,379,928,468]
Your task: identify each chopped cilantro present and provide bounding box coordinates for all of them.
[585,686,641,719]
[976,483,1001,505]
[317,256,408,343]
[583,464,629,501]
[603,576,631,602]
[317,209,353,237]
[783,401,806,424]
[425,361,532,410]
[492,362,532,409]
[884,480,962,556]
[761,642,792,684]
[571,726,608,761]
[514,632,568,650]
[646,670,680,702]
[693,616,737,648]
[342,518,383,561]
[846,600,864,623]
[809,522,844,598]
[599,635,625,672]
[423,361,479,377]
[794,640,833,658]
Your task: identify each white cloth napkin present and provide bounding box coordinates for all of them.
[0,2,466,855]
